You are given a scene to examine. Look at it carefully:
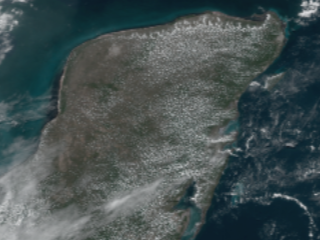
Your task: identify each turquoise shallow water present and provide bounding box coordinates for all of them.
[0,0,316,239]
[0,0,302,171]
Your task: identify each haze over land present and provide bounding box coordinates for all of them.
[0,10,285,240]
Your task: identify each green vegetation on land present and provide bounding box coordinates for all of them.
[39,11,285,240]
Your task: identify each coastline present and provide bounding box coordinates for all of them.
[57,69,66,116]
[96,10,269,40]
[50,9,286,127]
[192,50,288,240]
[36,9,286,240]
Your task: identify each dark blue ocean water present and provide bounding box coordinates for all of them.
[1,0,320,239]
[196,15,320,240]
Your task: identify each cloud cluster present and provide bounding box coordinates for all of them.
[296,0,320,25]
[0,136,163,240]
[0,94,54,173]
[0,0,26,65]
[299,0,320,18]
[0,95,52,127]
[104,179,162,221]
[0,142,91,240]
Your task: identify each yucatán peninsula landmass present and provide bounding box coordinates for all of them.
[3,11,285,240]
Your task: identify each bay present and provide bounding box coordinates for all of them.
[0,0,318,239]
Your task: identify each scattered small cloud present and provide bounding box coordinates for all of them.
[0,0,34,65]
[296,0,320,25]
[0,142,92,240]
[0,7,20,65]
[104,179,162,221]
[11,0,30,3]
[299,0,320,17]
[0,136,163,240]
[0,94,52,129]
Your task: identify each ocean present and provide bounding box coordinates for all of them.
[0,0,319,239]
[196,10,320,240]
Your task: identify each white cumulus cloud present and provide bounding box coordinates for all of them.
[0,0,29,65]
[299,0,320,17]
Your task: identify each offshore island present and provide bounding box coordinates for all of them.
[33,11,284,240]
